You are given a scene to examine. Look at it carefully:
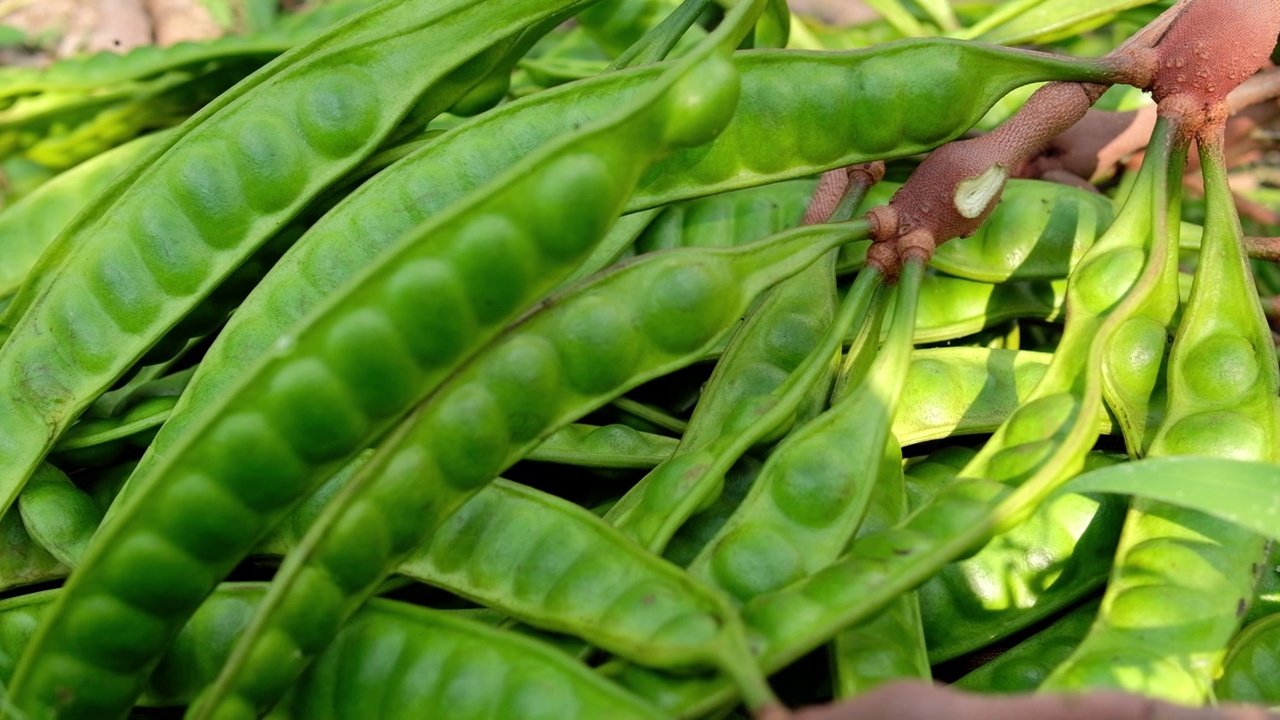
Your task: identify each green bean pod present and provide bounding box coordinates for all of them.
[901,445,1121,666]
[395,479,759,680]
[633,179,817,254]
[918,452,1126,663]
[903,446,979,507]
[894,348,1053,447]
[1217,611,1280,705]
[603,178,845,552]
[830,440,931,697]
[51,396,178,461]
[662,458,764,568]
[908,274,1064,346]
[636,43,1118,206]
[0,505,67,595]
[8,62,259,170]
[192,215,870,718]
[5,15,746,720]
[953,597,1102,694]
[16,464,103,568]
[525,423,680,468]
[118,40,1123,520]
[606,263,880,555]
[0,0,376,101]
[930,181,1115,282]
[610,111,1185,720]
[266,595,669,720]
[0,130,172,306]
[687,258,924,604]
[9,463,137,587]
[1041,128,1278,703]
[0,584,666,719]
[1098,186,1185,459]
[0,0,588,523]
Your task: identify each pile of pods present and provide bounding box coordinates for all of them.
[0,0,1278,718]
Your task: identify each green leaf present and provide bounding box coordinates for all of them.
[976,0,1160,45]
[1057,456,1280,540]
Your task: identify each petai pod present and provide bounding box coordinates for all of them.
[0,129,172,308]
[0,584,666,720]
[687,257,924,603]
[0,0,378,100]
[610,106,1187,720]
[894,347,1053,447]
[633,178,817,254]
[524,423,680,469]
[1041,125,1279,703]
[190,214,871,718]
[396,480,762,684]
[857,179,1116,283]
[906,273,1063,346]
[2,5,747,719]
[917,452,1126,663]
[1217,611,1280,705]
[265,595,668,720]
[0,0,591,522]
[953,597,1102,694]
[601,169,874,554]
[830,439,931,697]
[177,7,766,717]
[118,39,1123,516]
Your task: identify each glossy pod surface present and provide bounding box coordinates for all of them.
[197,216,868,718]
[1041,128,1280,703]
[610,101,1185,720]
[118,40,1120,521]
[0,584,666,720]
[1218,612,1280,704]
[0,130,172,305]
[4,6,744,717]
[0,0,582,525]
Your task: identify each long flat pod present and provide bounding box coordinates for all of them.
[600,172,862,554]
[952,597,1102,694]
[686,257,925,604]
[1217,610,1280,704]
[830,440,931,697]
[396,479,758,684]
[605,264,881,555]
[917,451,1126,664]
[0,585,667,720]
[1040,122,1279,702]
[119,41,1120,513]
[0,0,378,100]
[0,129,173,307]
[190,217,869,717]
[610,113,1185,720]
[0,0,594,521]
[7,11,747,717]
[268,597,669,720]
[5,16,744,720]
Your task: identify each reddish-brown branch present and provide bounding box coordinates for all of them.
[862,0,1280,275]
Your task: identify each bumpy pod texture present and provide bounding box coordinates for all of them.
[1150,0,1280,107]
